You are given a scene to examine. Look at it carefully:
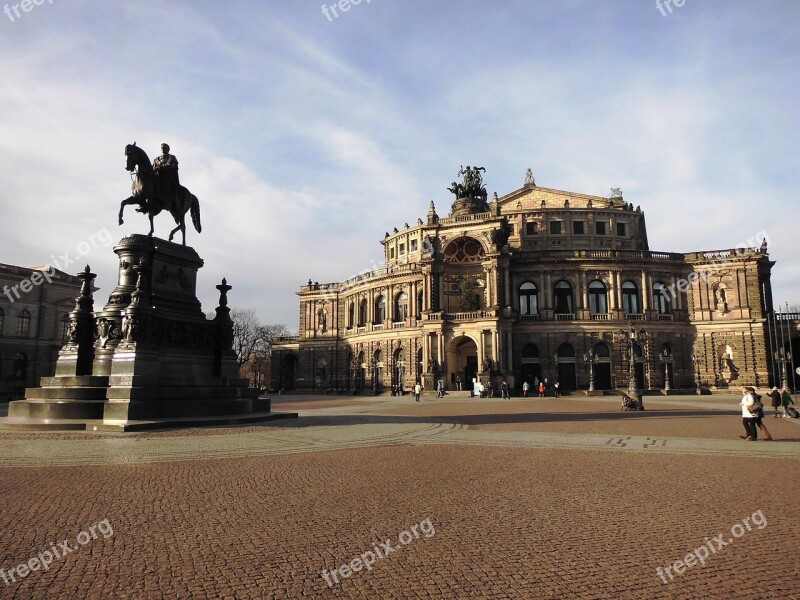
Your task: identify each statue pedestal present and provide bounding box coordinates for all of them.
[450,196,489,217]
[3,235,296,431]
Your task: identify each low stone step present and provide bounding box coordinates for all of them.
[39,376,109,388]
[8,399,107,420]
[26,387,108,400]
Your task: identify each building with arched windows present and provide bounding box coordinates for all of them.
[0,263,85,400]
[272,175,795,394]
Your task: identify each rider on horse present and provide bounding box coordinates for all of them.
[152,143,180,208]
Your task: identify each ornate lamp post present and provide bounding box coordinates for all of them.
[690,349,702,394]
[583,350,597,392]
[617,322,648,408]
[553,353,559,385]
[775,348,792,391]
[659,349,674,392]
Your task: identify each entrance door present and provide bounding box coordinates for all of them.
[557,363,577,390]
[520,364,540,390]
[464,356,478,390]
[595,363,612,390]
[635,363,645,389]
[465,356,478,391]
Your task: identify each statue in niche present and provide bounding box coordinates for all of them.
[719,345,739,383]
[715,287,728,314]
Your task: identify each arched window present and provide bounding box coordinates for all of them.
[588,280,608,314]
[519,282,539,315]
[653,282,670,314]
[521,343,540,359]
[60,314,71,340]
[358,299,368,326]
[348,302,355,328]
[661,343,672,356]
[594,342,610,357]
[394,292,408,322]
[317,308,327,332]
[554,281,573,314]
[416,290,424,319]
[622,281,640,315]
[374,295,386,324]
[16,310,30,338]
[557,343,575,358]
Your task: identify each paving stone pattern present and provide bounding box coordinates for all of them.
[0,394,798,599]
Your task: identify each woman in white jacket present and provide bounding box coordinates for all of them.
[739,387,758,441]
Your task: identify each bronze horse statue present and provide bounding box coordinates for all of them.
[118,143,201,245]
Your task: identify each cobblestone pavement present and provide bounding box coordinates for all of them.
[0,394,798,599]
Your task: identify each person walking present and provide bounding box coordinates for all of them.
[768,387,782,417]
[414,381,421,402]
[538,382,545,398]
[554,380,560,398]
[781,388,794,418]
[522,380,530,398]
[752,388,773,440]
[436,380,444,398]
[501,379,509,399]
[456,375,462,391]
[739,386,758,441]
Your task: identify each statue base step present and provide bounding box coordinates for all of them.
[0,408,297,432]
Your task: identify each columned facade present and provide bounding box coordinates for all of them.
[272,179,780,394]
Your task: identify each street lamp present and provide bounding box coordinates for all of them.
[616,322,648,408]
[659,349,674,392]
[774,348,792,391]
[583,350,597,392]
[690,349,703,394]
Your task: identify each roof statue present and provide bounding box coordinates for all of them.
[524,168,535,186]
[447,165,488,203]
[118,142,202,246]
[609,187,623,199]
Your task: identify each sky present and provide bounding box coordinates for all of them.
[1,0,798,330]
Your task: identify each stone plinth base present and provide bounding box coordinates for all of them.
[1,235,298,432]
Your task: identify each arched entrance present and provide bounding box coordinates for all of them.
[448,336,478,392]
[520,342,540,391]
[594,343,612,390]
[556,343,577,390]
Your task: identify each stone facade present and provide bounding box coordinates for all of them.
[272,181,787,394]
[0,264,83,399]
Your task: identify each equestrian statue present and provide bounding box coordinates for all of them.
[118,142,202,245]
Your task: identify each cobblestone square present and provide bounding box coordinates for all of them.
[0,393,798,599]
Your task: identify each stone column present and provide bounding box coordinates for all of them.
[504,265,511,308]
[544,271,552,310]
[642,270,650,312]
[539,271,546,309]
[581,270,589,311]
[493,329,501,371]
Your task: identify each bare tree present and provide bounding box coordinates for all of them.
[217,309,290,387]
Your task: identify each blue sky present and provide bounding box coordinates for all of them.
[1,1,798,328]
